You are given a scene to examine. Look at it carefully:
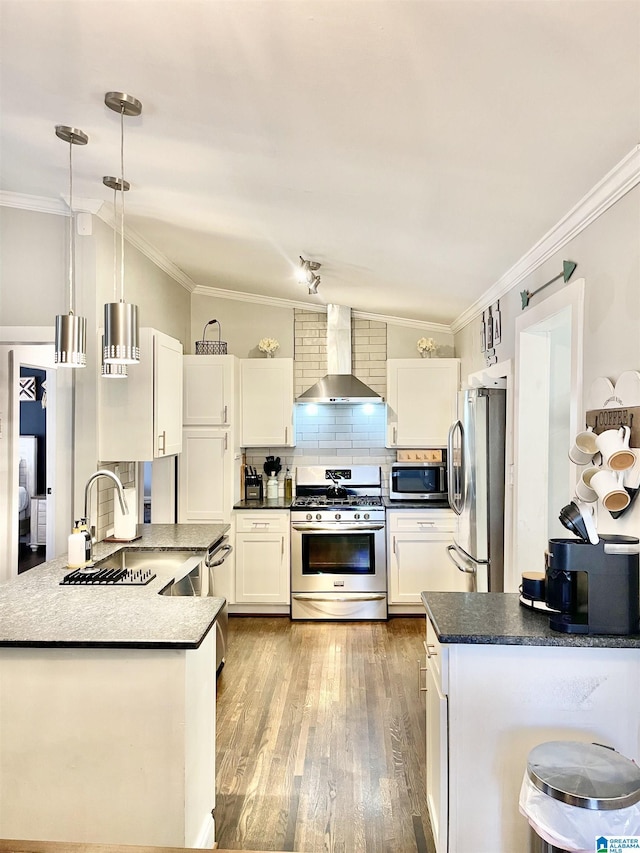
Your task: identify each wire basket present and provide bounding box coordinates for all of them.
[195,319,227,355]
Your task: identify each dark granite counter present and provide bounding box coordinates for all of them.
[421,591,640,648]
[234,499,292,510]
[0,524,229,649]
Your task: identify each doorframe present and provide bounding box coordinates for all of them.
[511,278,585,593]
[0,327,74,580]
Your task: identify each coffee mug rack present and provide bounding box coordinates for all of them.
[582,371,640,519]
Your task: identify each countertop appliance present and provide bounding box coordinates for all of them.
[545,534,640,634]
[446,387,506,592]
[290,465,386,620]
[389,451,447,501]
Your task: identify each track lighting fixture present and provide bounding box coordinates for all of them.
[298,256,321,295]
[103,91,142,364]
[54,125,88,367]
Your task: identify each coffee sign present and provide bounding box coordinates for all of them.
[586,406,640,446]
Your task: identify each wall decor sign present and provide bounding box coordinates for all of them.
[19,376,36,401]
[492,300,502,346]
[520,260,577,309]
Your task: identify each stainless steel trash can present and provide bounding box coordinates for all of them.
[524,741,640,853]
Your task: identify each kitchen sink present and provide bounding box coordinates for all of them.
[96,548,202,574]
[59,549,206,587]
[159,563,203,596]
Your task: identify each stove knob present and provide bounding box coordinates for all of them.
[335,513,341,520]
[316,513,322,521]
[354,513,360,519]
[306,513,313,521]
[364,513,370,520]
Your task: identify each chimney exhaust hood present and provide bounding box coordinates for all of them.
[296,305,383,404]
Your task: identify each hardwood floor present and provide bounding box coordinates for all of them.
[215,616,435,853]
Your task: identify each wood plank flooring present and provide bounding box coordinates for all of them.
[215,617,435,853]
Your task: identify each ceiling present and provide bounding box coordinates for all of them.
[1,1,639,326]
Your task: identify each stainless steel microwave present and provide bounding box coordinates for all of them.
[389,454,447,501]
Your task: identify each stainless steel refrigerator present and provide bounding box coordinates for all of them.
[447,387,506,592]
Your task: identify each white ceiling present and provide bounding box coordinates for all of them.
[1,0,639,326]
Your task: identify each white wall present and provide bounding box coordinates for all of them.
[455,183,640,543]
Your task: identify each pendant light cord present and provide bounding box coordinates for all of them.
[68,138,75,315]
[112,186,118,299]
[119,105,125,303]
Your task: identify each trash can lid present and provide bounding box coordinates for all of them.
[527,741,640,810]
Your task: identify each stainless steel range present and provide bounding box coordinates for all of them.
[290,465,387,621]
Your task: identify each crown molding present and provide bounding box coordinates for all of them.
[450,144,640,334]
[0,191,102,215]
[192,285,452,332]
[96,206,197,293]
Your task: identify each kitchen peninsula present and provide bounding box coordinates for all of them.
[0,524,227,849]
[422,592,640,853]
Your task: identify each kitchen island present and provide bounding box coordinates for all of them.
[421,592,640,853]
[0,524,228,849]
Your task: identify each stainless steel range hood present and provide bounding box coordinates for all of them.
[296,305,383,404]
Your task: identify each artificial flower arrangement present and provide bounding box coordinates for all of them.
[258,337,280,356]
[417,336,436,355]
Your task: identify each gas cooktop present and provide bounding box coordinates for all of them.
[292,495,383,508]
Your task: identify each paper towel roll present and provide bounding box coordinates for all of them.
[114,487,137,540]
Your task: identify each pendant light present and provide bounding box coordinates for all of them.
[101,178,129,378]
[103,92,142,364]
[54,125,88,367]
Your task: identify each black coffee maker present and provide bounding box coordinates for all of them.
[545,534,640,635]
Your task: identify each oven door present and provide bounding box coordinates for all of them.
[291,521,386,593]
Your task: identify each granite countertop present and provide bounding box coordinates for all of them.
[422,591,640,648]
[234,499,292,510]
[0,524,229,650]
[385,498,451,510]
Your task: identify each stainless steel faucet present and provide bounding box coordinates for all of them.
[83,469,129,564]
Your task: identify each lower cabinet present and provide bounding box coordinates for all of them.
[424,619,448,853]
[232,511,290,611]
[388,509,465,613]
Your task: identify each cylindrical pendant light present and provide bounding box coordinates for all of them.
[101,178,129,378]
[103,92,142,364]
[54,125,88,367]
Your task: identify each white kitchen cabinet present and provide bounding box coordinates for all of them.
[178,428,239,524]
[386,359,460,447]
[388,509,465,613]
[233,511,290,607]
[240,359,294,447]
[183,355,238,433]
[424,619,448,853]
[424,610,640,853]
[99,328,183,461]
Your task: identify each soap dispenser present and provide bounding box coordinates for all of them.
[68,520,89,568]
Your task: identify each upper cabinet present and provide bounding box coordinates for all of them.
[183,355,236,427]
[240,359,294,447]
[386,358,460,448]
[99,328,183,461]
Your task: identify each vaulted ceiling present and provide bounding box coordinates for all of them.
[1,0,638,325]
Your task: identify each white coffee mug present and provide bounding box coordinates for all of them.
[568,428,598,465]
[595,425,635,471]
[574,465,599,503]
[590,468,630,512]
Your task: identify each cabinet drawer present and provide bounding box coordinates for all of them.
[425,616,448,694]
[234,512,289,533]
[388,510,454,533]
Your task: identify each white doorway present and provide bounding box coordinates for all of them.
[0,330,73,581]
[512,279,585,590]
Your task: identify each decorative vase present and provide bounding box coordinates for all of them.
[420,351,432,358]
[266,352,274,358]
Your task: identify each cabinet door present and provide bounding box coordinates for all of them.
[235,531,289,603]
[183,355,235,426]
[154,332,183,457]
[389,531,469,603]
[240,359,294,447]
[178,428,232,523]
[387,359,460,447]
[425,663,448,853]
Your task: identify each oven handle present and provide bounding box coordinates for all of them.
[292,593,387,602]
[291,523,385,532]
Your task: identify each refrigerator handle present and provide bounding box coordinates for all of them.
[447,420,463,515]
[446,544,476,575]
